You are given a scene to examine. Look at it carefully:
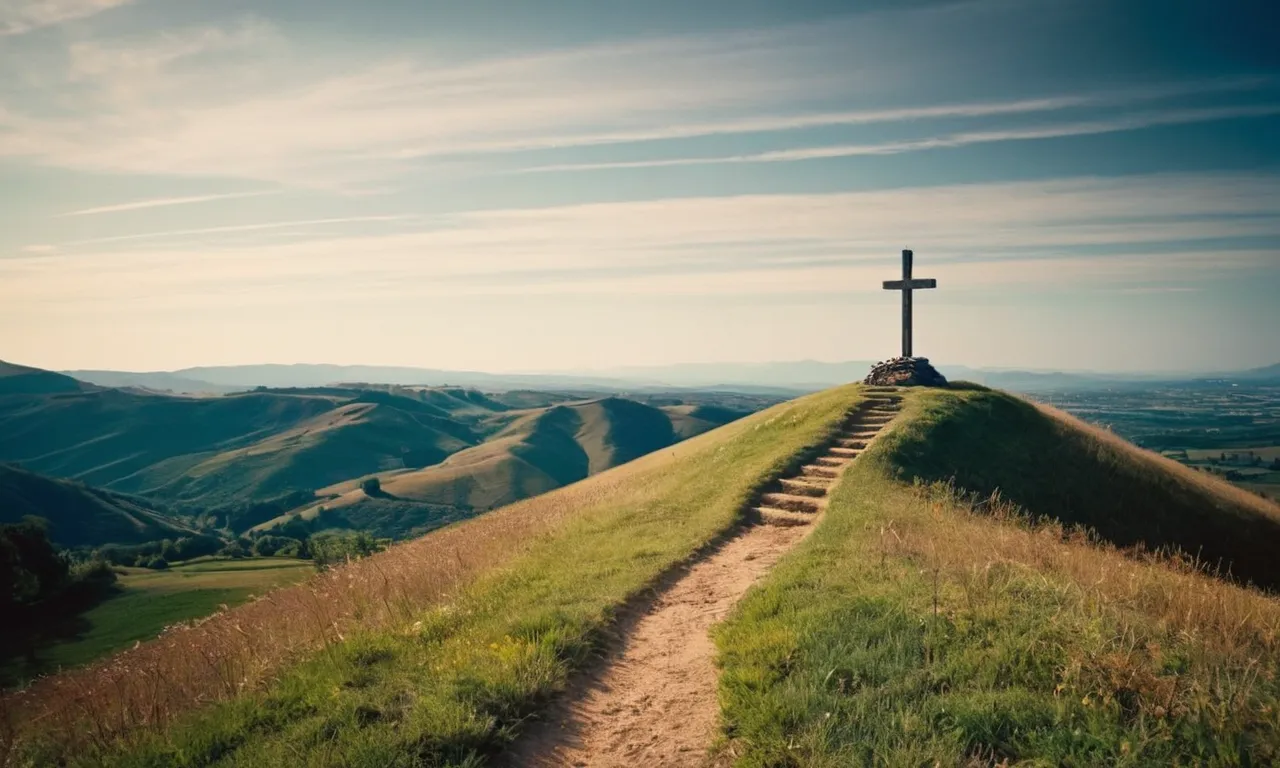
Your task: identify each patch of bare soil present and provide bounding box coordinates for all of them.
[506,523,813,767]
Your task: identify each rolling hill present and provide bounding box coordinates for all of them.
[10,383,1280,766]
[0,360,92,395]
[0,363,755,542]
[0,464,195,548]
[253,396,742,538]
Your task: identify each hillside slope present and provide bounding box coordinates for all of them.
[8,385,859,765]
[9,384,1280,766]
[255,397,742,538]
[881,386,1280,588]
[0,360,90,395]
[0,364,755,542]
[0,375,521,509]
[0,464,195,547]
[717,385,1280,766]
[0,387,342,499]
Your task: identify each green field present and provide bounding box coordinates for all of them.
[6,558,311,685]
[1185,446,1280,461]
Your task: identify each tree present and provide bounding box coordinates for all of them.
[251,535,299,557]
[361,477,382,496]
[0,517,69,613]
[310,532,382,570]
[218,540,248,559]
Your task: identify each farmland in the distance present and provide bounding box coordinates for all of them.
[1026,383,1280,500]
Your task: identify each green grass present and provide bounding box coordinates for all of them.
[714,387,1280,766]
[35,385,862,767]
[7,558,311,684]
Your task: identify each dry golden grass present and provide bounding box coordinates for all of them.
[871,480,1280,748]
[887,483,1280,659]
[0,451,654,762]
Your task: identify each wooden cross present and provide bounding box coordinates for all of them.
[882,249,936,358]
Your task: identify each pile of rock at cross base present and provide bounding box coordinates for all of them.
[864,357,949,387]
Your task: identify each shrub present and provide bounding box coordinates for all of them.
[310,532,382,570]
[218,541,247,559]
[361,477,381,496]
[144,556,168,570]
[250,535,299,558]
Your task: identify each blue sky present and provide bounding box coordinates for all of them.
[2,0,1277,373]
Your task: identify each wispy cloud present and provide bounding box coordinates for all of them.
[0,0,134,36]
[1,5,1273,186]
[523,104,1280,173]
[1113,286,1202,295]
[59,190,280,216]
[380,76,1273,161]
[9,174,1277,304]
[52,214,417,247]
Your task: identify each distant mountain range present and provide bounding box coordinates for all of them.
[64,360,1280,395]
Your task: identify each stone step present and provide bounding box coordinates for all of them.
[800,464,840,479]
[836,438,867,449]
[814,456,850,468]
[759,492,824,513]
[843,430,881,439]
[829,447,860,458]
[778,478,828,497]
[756,507,814,527]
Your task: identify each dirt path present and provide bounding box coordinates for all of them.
[504,390,901,768]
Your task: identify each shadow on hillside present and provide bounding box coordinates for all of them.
[0,585,121,689]
[883,389,1280,592]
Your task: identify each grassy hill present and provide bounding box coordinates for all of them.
[253,397,742,538]
[9,384,1278,766]
[0,360,90,395]
[0,365,755,544]
[0,387,341,499]
[6,384,858,765]
[716,386,1280,765]
[0,464,195,548]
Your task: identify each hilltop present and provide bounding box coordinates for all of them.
[0,360,91,395]
[7,383,1280,766]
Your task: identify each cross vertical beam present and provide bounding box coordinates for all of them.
[902,249,913,358]
[881,248,937,359]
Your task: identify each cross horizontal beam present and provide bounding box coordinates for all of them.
[883,278,937,290]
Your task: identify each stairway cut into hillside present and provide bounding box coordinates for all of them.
[506,388,902,768]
